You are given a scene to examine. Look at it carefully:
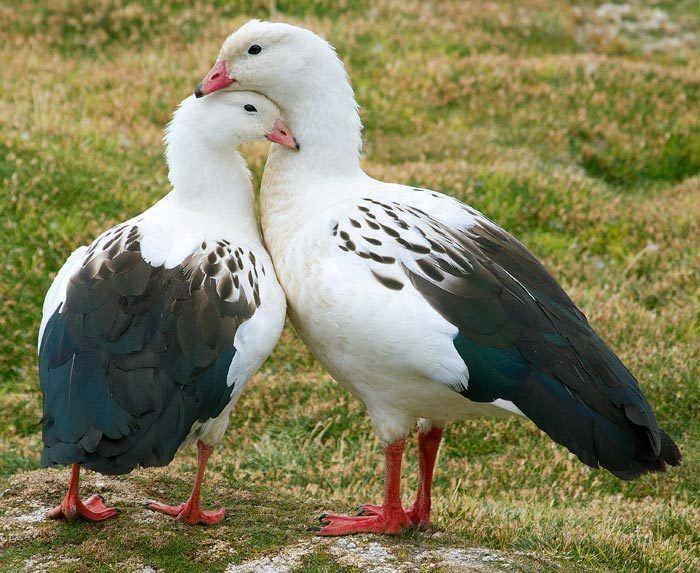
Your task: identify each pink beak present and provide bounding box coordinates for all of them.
[195,60,234,98]
[266,119,299,150]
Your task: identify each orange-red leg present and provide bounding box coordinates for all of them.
[148,441,225,526]
[319,440,411,536]
[47,464,118,522]
[407,426,442,529]
[359,427,443,530]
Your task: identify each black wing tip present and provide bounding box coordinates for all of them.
[602,429,681,481]
[659,430,682,466]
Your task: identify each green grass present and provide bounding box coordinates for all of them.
[0,1,698,572]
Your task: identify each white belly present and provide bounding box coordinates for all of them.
[273,222,514,444]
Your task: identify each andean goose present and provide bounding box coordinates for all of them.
[39,91,294,524]
[197,21,681,535]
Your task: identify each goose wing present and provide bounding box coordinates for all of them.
[332,189,680,479]
[39,221,264,474]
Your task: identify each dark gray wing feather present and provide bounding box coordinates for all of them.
[40,225,261,475]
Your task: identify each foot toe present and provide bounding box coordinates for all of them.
[319,515,375,536]
[151,500,225,526]
[83,507,119,522]
[148,501,186,517]
[46,505,65,520]
[356,503,383,516]
[47,501,78,521]
[178,507,226,526]
[83,494,108,512]
[406,506,431,530]
[198,508,226,526]
[318,508,410,536]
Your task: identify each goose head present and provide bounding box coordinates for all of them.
[195,20,345,103]
[195,21,361,171]
[168,90,297,151]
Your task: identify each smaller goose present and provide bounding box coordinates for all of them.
[39,91,294,524]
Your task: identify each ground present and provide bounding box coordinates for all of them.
[0,1,698,572]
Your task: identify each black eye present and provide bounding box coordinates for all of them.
[248,44,262,55]
[244,104,257,112]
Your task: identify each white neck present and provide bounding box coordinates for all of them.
[264,56,363,181]
[260,45,369,240]
[163,107,259,240]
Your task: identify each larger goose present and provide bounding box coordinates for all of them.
[39,91,294,524]
[197,21,681,535]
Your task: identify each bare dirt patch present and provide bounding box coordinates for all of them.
[225,536,555,573]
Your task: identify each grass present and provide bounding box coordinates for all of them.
[0,1,698,571]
